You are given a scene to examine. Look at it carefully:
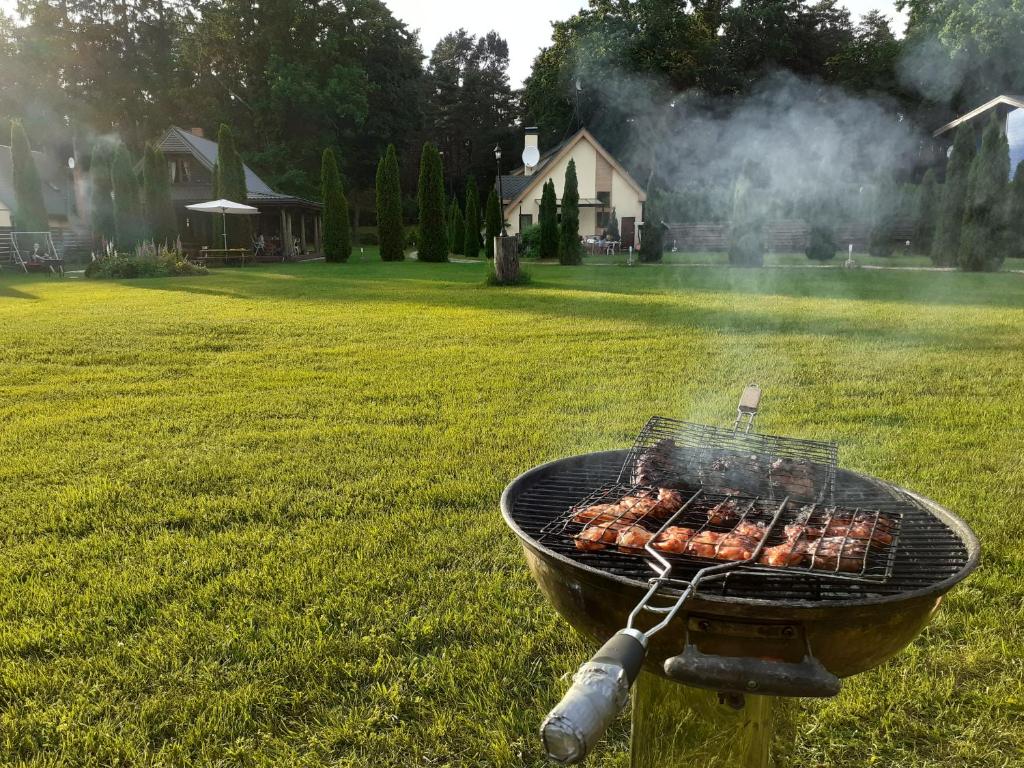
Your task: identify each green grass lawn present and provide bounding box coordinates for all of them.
[1,260,1022,767]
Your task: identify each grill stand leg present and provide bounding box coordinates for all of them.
[630,672,776,768]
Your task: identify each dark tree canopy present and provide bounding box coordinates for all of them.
[90,143,115,244]
[10,120,48,233]
[111,144,145,249]
[322,148,351,262]
[376,144,405,261]
[215,124,249,248]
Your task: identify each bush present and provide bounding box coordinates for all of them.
[520,224,542,258]
[85,242,207,279]
[484,266,532,286]
[805,225,837,261]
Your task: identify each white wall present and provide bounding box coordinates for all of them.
[0,203,10,228]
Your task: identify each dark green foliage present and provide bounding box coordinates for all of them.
[1008,162,1024,260]
[89,143,115,244]
[806,225,837,261]
[959,114,1009,272]
[915,169,939,255]
[111,145,146,249]
[321,148,351,262]
[868,178,898,257]
[85,246,207,279]
[417,142,448,262]
[728,163,765,267]
[520,224,541,258]
[464,176,481,258]
[558,159,581,265]
[215,124,249,248]
[10,120,48,232]
[376,145,405,261]
[539,179,558,260]
[932,125,976,266]
[639,194,664,263]
[606,207,620,240]
[484,187,501,260]
[143,145,177,245]
[448,198,465,255]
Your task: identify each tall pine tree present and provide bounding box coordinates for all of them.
[932,124,975,266]
[111,144,145,249]
[216,124,248,248]
[321,148,351,262]
[143,144,177,245]
[914,169,938,255]
[10,120,48,232]
[375,144,404,261]
[89,143,115,245]
[1009,161,1024,260]
[463,176,481,258]
[484,187,501,259]
[959,114,1009,272]
[539,179,558,260]
[417,142,448,262]
[558,159,581,265]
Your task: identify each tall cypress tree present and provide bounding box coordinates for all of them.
[463,176,480,258]
[1008,161,1024,260]
[639,194,664,263]
[449,198,465,255]
[10,120,48,233]
[216,124,248,248]
[728,161,766,267]
[111,144,145,249]
[915,169,939,255]
[539,179,558,260]
[417,142,448,262]
[321,148,351,262]
[558,159,581,265]
[143,144,177,245]
[932,124,976,266]
[484,187,501,259]
[89,142,115,245]
[959,114,1009,272]
[375,144,404,261]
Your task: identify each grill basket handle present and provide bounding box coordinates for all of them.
[541,629,647,764]
[663,644,841,698]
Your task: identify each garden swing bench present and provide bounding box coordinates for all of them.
[9,231,64,275]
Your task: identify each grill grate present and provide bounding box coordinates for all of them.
[510,453,969,602]
[620,417,839,503]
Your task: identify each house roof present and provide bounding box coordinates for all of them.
[0,144,70,218]
[497,128,646,215]
[933,95,1024,137]
[157,127,320,208]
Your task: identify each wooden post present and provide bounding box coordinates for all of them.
[314,214,321,255]
[493,236,519,284]
[300,214,307,253]
[280,210,289,258]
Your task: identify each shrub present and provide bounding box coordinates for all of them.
[322,148,351,262]
[932,124,975,266]
[558,159,582,265]
[539,179,558,259]
[85,242,207,279]
[464,177,481,258]
[376,144,405,261]
[806,225,837,261]
[959,113,1010,272]
[10,120,48,233]
[417,142,448,262]
[484,266,532,286]
[639,195,664,263]
[520,224,542,258]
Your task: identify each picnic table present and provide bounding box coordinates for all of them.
[195,248,250,267]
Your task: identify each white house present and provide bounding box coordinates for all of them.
[933,94,1024,174]
[497,127,646,248]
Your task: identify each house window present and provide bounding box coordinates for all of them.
[596,191,611,206]
[519,213,533,231]
[170,158,191,183]
[596,210,610,228]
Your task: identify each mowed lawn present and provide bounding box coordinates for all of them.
[1,259,1022,768]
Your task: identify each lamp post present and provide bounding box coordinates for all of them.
[494,144,506,237]
[66,156,76,220]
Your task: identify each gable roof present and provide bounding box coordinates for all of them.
[156,127,319,208]
[499,128,646,215]
[0,144,70,218]
[933,95,1024,137]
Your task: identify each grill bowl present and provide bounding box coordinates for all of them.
[502,450,979,680]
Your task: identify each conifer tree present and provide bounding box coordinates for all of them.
[111,144,146,249]
[606,206,620,240]
[375,144,404,261]
[216,124,248,248]
[10,120,48,233]
[449,198,465,255]
[932,124,976,266]
[463,176,481,258]
[89,142,115,245]
[321,148,351,262]
[959,114,1009,272]
[915,168,939,255]
[728,161,766,267]
[639,194,664,263]
[539,179,558,260]
[417,142,448,261]
[484,187,501,259]
[559,159,581,265]
[143,144,177,245]
[1008,161,1024,260]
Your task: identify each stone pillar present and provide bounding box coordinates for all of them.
[493,236,520,284]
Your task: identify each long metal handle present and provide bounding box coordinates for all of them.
[663,644,841,698]
[540,629,647,764]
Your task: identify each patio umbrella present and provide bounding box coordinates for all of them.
[185,199,259,251]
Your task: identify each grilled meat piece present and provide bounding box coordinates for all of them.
[806,536,867,572]
[651,526,697,553]
[684,531,725,558]
[633,438,677,485]
[732,520,767,541]
[712,533,760,561]
[707,500,739,526]
[785,519,893,546]
[770,457,817,498]
[572,502,636,526]
[575,523,625,551]
[759,541,807,567]
[616,526,654,552]
[652,487,684,517]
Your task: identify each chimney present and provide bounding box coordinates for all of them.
[523,126,539,176]
[190,127,204,138]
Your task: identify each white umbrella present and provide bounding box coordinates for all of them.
[185,199,259,251]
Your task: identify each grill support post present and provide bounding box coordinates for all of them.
[630,672,777,768]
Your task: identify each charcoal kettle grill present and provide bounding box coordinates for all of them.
[500,387,979,766]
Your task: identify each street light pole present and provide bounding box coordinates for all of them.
[494,144,506,237]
